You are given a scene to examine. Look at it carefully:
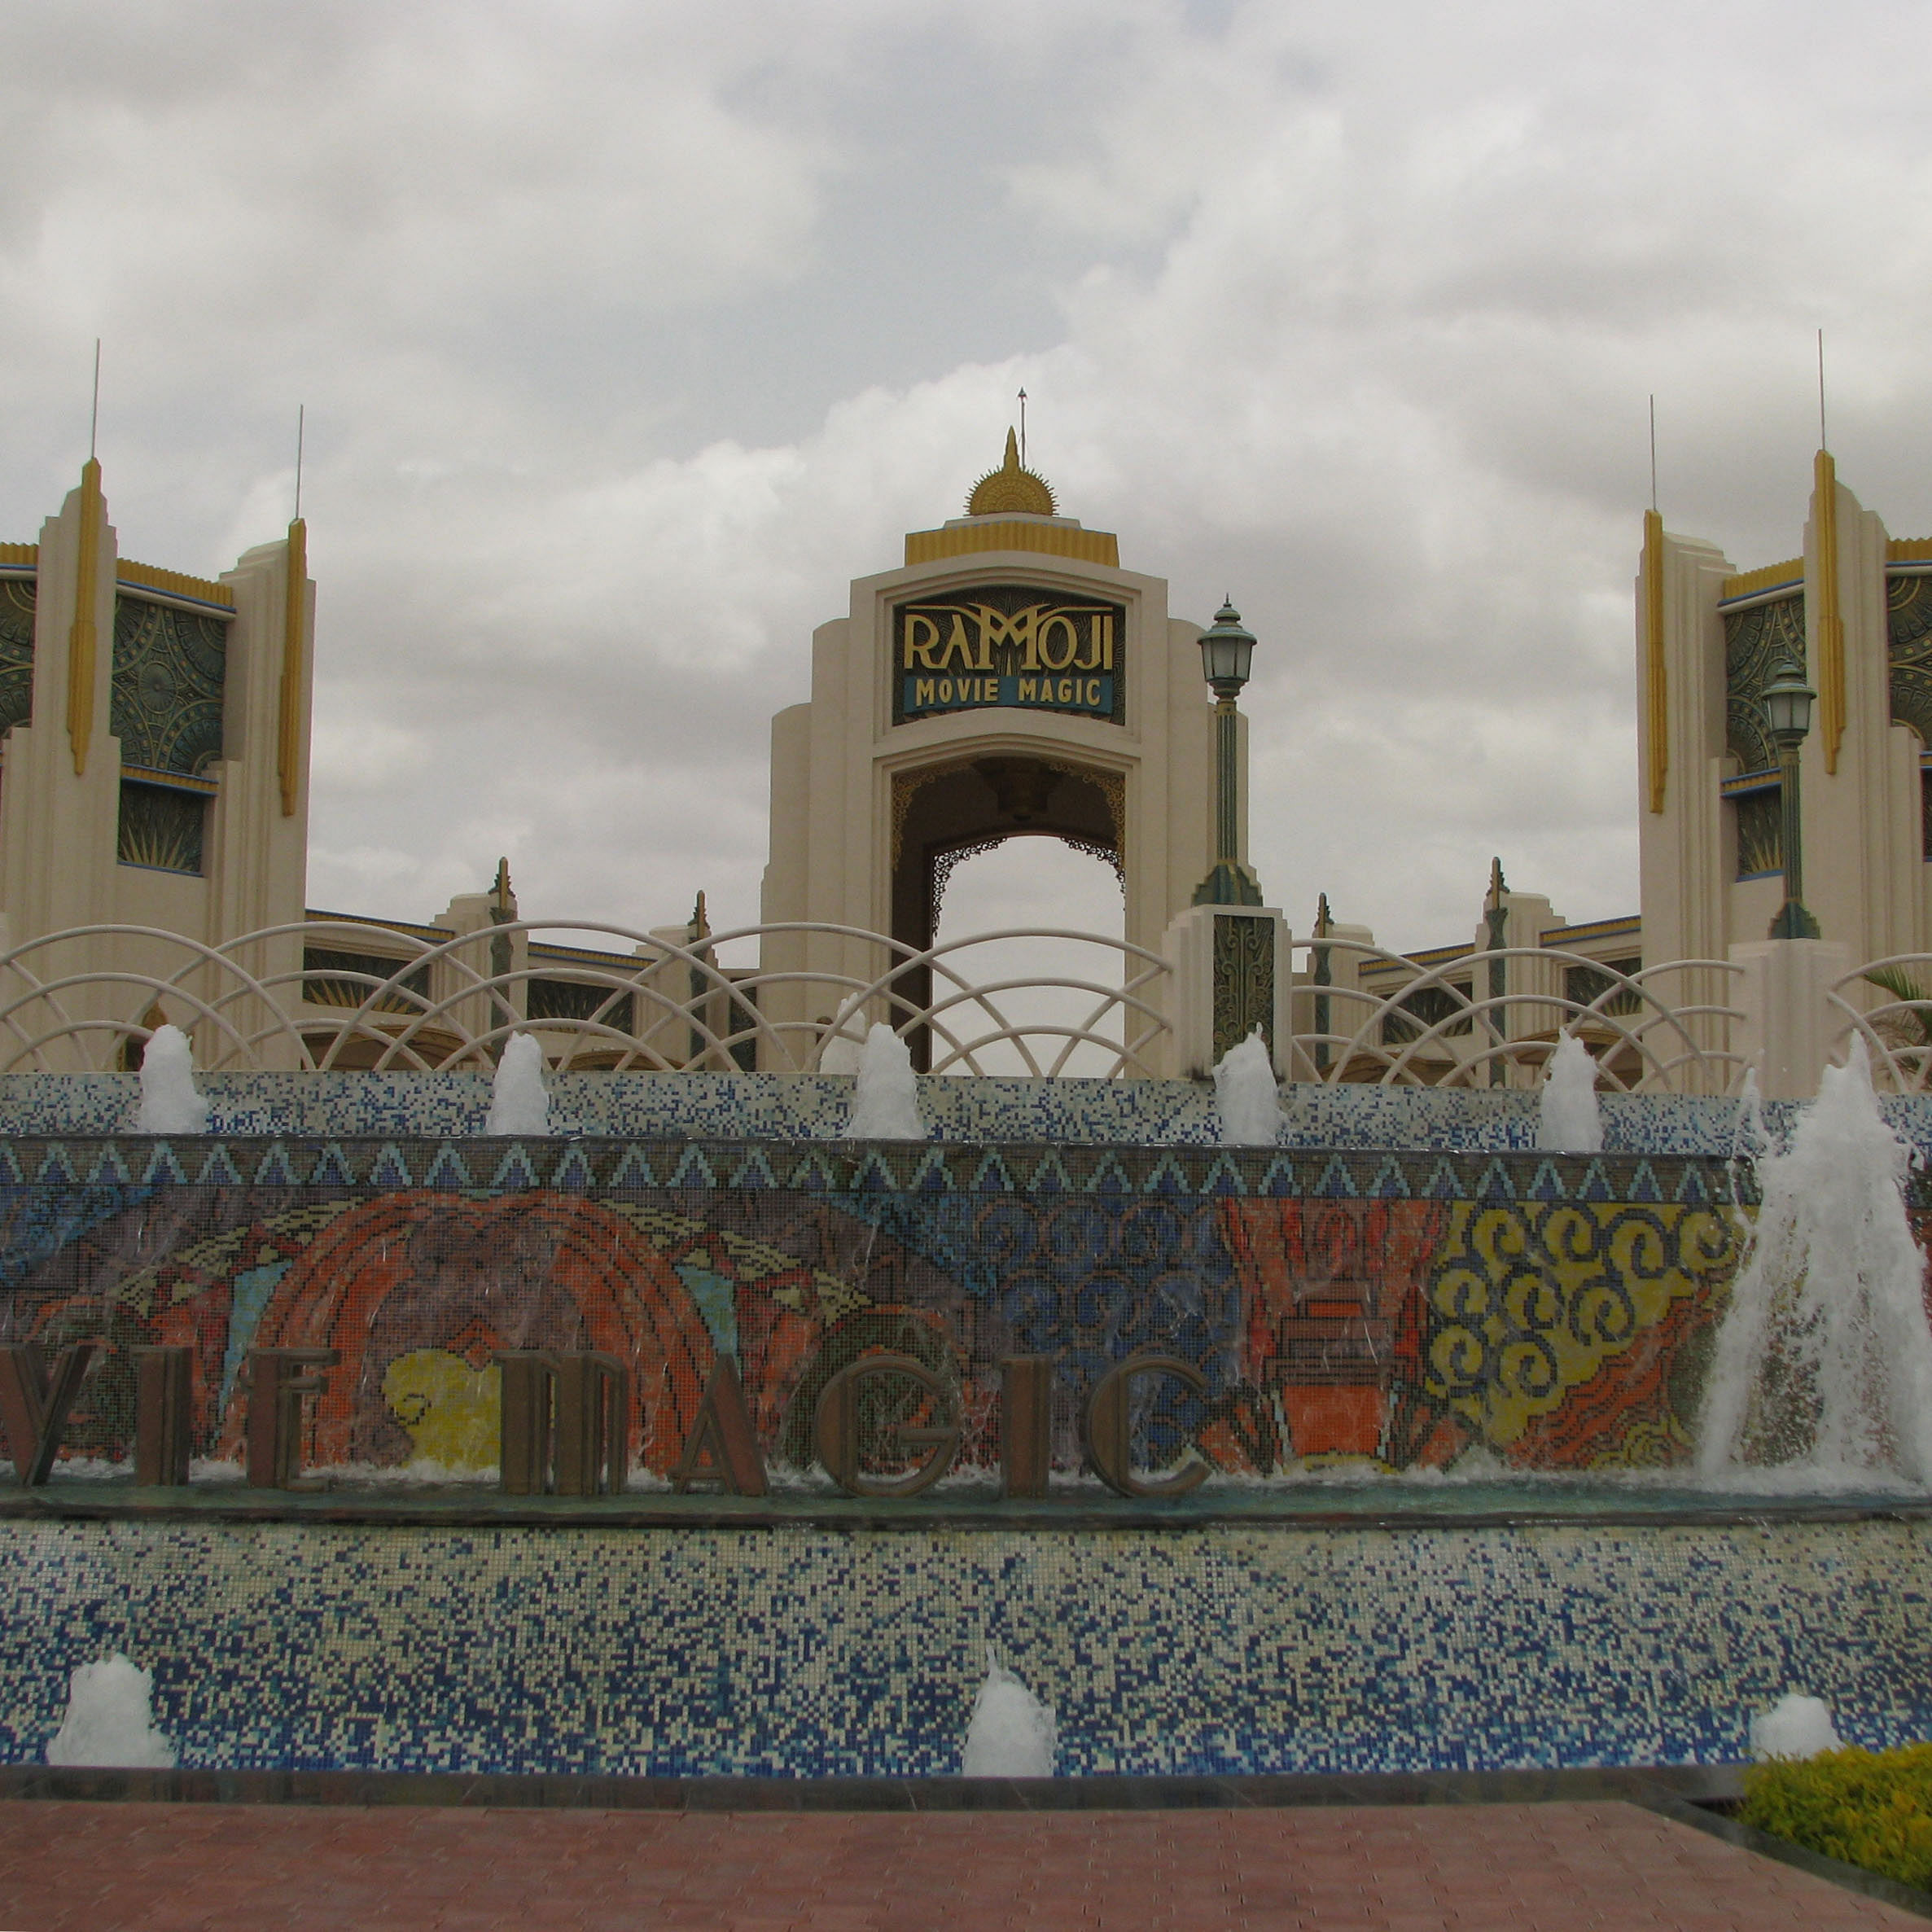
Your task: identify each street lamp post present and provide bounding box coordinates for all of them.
[1761,658,1821,940]
[1192,599,1265,907]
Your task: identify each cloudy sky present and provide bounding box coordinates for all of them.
[2,0,1928,955]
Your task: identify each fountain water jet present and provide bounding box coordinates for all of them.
[1212,1028,1282,1147]
[1750,1693,1842,1761]
[962,1654,1057,1776]
[843,1023,923,1140]
[1535,1033,1602,1154]
[132,1025,208,1135]
[484,1034,550,1136]
[1698,1036,1932,1485]
[46,1654,175,1768]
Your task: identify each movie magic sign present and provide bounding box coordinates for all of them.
[1,1341,1212,1505]
[893,585,1126,726]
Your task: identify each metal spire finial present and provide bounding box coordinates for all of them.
[1649,393,1658,514]
[1817,328,1829,452]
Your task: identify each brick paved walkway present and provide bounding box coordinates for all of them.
[0,1797,1919,1930]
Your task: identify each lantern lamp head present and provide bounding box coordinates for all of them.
[1761,659,1816,751]
[1198,598,1257,698]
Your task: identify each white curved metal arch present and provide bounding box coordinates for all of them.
[0,918,1178,1079]
[1829,953,1932,1093]
[1286,940,1747,1093]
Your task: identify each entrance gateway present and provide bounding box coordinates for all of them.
[758,431,1285,1074]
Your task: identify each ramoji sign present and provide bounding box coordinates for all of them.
[0,1341,1211,1505]
[893,585,1127,726]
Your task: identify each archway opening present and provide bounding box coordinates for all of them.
[889,756,1124,1072]
[926,833,1127,1076]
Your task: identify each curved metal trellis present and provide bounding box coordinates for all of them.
[1286,939,1749,1093]
[0,918,1177,1079]
[0,918,1757,1092]
[1829,954,1932,1092]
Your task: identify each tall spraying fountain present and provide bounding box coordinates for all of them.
[1698,1036,1932,1486]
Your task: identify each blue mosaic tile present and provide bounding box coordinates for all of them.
[549,1145,598,1191]
[12,1068,1927,1159]
[1365,1159,1411,1200]
[728,1148,781,1191]
[2,1517,1929,1779]
[487,1145,540,1189]
[670,1146,717,1189]
[1314,1156,1358,1199]
[607,1146,659,1188]
[251,1144,301,1187]
[307,1143,354,1187]
[33,1146,76,1185]
[84,1145,132,1186]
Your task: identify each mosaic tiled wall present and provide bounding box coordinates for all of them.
[8,1069,1930,1156]
[0,1135,1769,1477]
[2,1514,1930,1776]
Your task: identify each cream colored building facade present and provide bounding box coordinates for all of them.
[0,462,314,1062]
[18,436,1919,1087]
[1638,451,1932,970]
[757,434,1284,1074]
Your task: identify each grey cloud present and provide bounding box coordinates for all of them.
[1,0,1929,956]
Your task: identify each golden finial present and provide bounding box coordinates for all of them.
[966,427,1056,517]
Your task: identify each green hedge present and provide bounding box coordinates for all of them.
[1739,1744,1932,1890]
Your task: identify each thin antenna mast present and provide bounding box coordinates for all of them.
[1649,394,1658,513]
[1018,388,1027,468]
[88,340,100,461]
[293,405,306,521]
[1817,328,1829,451]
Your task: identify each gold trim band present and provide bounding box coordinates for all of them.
[1720,558,1803,601]
[120,762,218,796]
[68,459,102,776]
[1644,510,1667,813]
[117,558,233,608]
[1815,449,1844,773]
[905,522,1119,567]
[278,519,305,817]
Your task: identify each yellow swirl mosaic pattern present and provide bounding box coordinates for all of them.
[1425,1203,1739,1449]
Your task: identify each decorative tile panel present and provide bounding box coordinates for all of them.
[110,595,226,777]
[0,575,33,738]
[1724,592,1804,776]
[0,1133,1772,1486]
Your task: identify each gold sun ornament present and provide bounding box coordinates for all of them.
[966,427,1057,517]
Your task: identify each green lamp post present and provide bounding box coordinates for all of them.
[1192,598,1265,907]
[1762,658,1821,940]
